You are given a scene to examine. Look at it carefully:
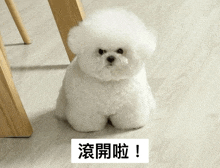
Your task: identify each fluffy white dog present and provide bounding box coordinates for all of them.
[56,8,156,132]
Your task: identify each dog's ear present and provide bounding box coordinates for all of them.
[137,28,157,58]
[67,24,86,55]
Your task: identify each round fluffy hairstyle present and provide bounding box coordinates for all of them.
[67,8,156,58]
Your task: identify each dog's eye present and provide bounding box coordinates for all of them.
[116,48,123,54]
[98,49,106,55]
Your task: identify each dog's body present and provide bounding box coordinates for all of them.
[56,8,156,132]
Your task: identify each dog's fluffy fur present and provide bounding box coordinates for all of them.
[56,8,156,132]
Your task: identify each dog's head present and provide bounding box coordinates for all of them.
[68,8,156,81]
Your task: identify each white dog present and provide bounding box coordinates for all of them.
[56,8,156,132]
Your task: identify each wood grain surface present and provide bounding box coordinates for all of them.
[5,0,31,44]
[48,0,85,61]
[0,32,10,67]
[0,48,32,137]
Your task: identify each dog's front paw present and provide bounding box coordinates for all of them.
[55,86,67,119]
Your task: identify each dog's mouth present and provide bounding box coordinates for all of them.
[106,63,114,68]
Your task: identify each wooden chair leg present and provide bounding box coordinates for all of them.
[0,32,10,68]
[0,48,33,138]
[5,0,31,44]
[48,0,85,62]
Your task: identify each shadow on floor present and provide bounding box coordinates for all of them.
[10,64,69,71]
[1,109,139,166]
[4,43,27,47]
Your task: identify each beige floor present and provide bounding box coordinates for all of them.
[1,0,220,167]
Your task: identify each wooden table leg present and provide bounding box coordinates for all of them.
[0,48,33,138]
[5,0,31,44]
[48,0,85,62]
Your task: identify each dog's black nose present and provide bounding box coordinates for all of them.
[107,56,115,63]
